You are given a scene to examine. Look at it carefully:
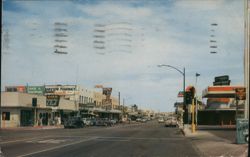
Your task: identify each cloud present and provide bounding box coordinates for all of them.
[174,0,223,11]
[77,2,152,20]
[2,0,245,112]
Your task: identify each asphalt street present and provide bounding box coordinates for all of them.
[0,121,201,157]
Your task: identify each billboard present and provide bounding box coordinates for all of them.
[46,95,60,106]
[45,85,77,95]
[5,86,26,92]
[27,86,45,94]
[45,86,59,95]
[103,88,112,96]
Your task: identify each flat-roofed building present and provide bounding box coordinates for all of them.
[1,92,76,128]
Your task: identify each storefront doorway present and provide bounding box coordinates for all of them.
[20,110,34,126]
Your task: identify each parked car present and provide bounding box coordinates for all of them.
[158,117,164,123]
[82,118,92,126]
[109,119,117,125]
[136,118,142,122]
[95,118,110,126]
[64,117,84,128]
[141,118,147,123]
[165,117,177,127]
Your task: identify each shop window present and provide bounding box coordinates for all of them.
[2,112,10,120]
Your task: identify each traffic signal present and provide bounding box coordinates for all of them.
[185,92,192,104]
[190,87,195,99]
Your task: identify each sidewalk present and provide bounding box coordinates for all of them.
[181,125,248,157]
[0,125,64,131]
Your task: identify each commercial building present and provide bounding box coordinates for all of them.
[1,92,76,128]
[199,85,246,125]
[1,84,124,128]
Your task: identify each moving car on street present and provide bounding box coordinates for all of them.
[165,117,177,127]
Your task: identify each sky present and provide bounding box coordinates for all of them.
[1,0,245,112]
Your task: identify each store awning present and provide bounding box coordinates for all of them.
[202,86,244,98]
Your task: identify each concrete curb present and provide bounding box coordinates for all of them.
[180,128,186,136]
[0,125,64,131]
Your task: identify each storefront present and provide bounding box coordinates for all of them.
[1,92,77,128]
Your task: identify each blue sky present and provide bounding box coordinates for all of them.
[2,0,245,112]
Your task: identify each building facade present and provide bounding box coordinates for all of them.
[1,92,77,128]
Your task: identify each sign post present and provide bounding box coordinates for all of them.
[235,87,248,144]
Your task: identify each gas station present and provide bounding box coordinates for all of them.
[202,85,248,144]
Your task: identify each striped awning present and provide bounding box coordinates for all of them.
[202,86,244,98]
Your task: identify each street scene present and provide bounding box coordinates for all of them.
[1,0,250,157]
[1,121,198,157]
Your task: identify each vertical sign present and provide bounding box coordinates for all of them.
[46,95,60,106]
[235,87,246,100]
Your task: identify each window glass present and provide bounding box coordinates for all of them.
[2,112,10,120]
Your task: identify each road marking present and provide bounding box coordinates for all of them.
[1,136,50,145]
[17,137,97,157]
[93,136,184,141]
[26,139,67,144]
[95,139,129,142]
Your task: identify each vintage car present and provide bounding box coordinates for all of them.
[158,117,164,123]
[165,117,177,127]
[64,117,84,128]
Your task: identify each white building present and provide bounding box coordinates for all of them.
[1,92,76,128]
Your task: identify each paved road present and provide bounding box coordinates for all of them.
[1,121,200,157]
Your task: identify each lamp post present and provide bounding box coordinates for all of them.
[157,64,186,124]
[195,73,200,126]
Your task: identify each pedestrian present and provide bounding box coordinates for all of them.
[39,117,43,126]
[57,116,61,125]
[55,116,58,125]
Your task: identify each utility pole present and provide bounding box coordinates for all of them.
[123,98,125,119]
[183,68,186,125]
[118,92,120,106]
[195,73,200,126]
[192,98,195,133]
[244,0,249,119]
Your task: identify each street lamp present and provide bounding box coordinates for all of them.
[157,64,186,124]
[195,73,200,126]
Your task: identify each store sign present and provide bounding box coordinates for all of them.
[45,85,77,95]
[17,86,26,92]
[45,87,58,95]
[5,86,26,92]
[46,95,60,106]
[177,91,184,97]
[27,86,44,94]
[103,88,112,96]
[235,87,246,100]
[54,90,76,95]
